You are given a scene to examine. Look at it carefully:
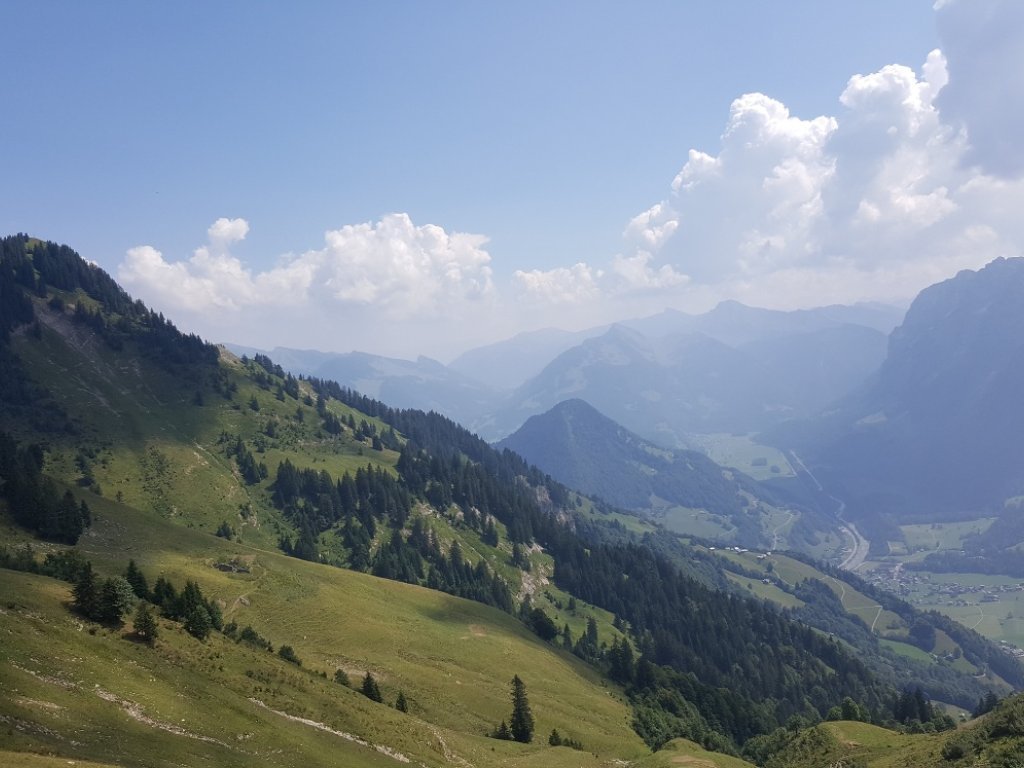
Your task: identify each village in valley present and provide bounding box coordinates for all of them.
[864,564,1024,660]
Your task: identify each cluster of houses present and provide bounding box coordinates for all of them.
[865,564,1024,657]
[998,640,1024,659]
[867,566,1024,607]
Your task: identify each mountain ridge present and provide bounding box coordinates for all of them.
[226,300,900,443]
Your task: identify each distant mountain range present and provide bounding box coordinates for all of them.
[618,300,903,344]
[231,300,903,444]
[448,325,609,391]
[230,257,1024,548]
[483,318,891,444]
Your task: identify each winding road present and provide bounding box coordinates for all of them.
[790,450,870,573]
[839,522,870,572]
[771,510,795,551]
[970,604,985,630]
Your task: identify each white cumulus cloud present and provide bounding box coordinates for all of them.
[119,213,494,320]
[609,252,688,292]
[616,24,1024,312]
[513,262,601,304]
[314,213,494,318]
[120,218,312,312]
[114,0,1024,359]
[117,214,498,358]
[207,217,249,245]
[624,203,679,250]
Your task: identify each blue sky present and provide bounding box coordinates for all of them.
[3,1,1023,360]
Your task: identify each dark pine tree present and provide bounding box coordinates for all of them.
[183,603,212,640]
[151,575,179,617]
[607,636,635,684]
[124,559,150,600]
[72,563,99,620]
[361,672,383,702]
[97,576,136,625]
[179,581,213,640]
[133,602,158,644]
[509,674,534,744]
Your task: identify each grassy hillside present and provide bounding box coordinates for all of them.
[635,738,758,768]
[10,301,394,552]
[0,278,645,764]
[1,494,646,766]
[759,721,928,768]
[756,705,1024,768]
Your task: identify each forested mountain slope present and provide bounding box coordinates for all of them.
[496,398,819,548]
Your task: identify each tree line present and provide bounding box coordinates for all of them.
[0,234,217,367]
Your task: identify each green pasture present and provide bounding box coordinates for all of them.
[634,738,756,767]
[899,519,995,554]
[687,433,795,480]
[726,572,805,608]
[660,506,738,541]
[1,504,646,767]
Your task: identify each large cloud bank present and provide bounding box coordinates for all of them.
[120,0,1024,358]
[119,214,497,356]
[516,0,1024,313]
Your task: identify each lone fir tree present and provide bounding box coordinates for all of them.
[124,559,149,600]
[509,674,534,743]
[72,564,99,619]
[361,672,383,702]
[97,576,136,624]
[133,602,158,644]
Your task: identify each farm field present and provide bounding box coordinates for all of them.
[899,519,996,555]
[660,506,738,540]
[686,433,795,481]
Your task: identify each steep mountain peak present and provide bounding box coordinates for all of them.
[794,256,1024,519]
[537,397,627,438]
[891,257,1024,348]
[882,256,1024,401]
[601,321,648,343]
[497,398,784,547]
[710,298,753,314]
[571,323,654,364]
[548,397,603,417]
[448,324,609,391]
